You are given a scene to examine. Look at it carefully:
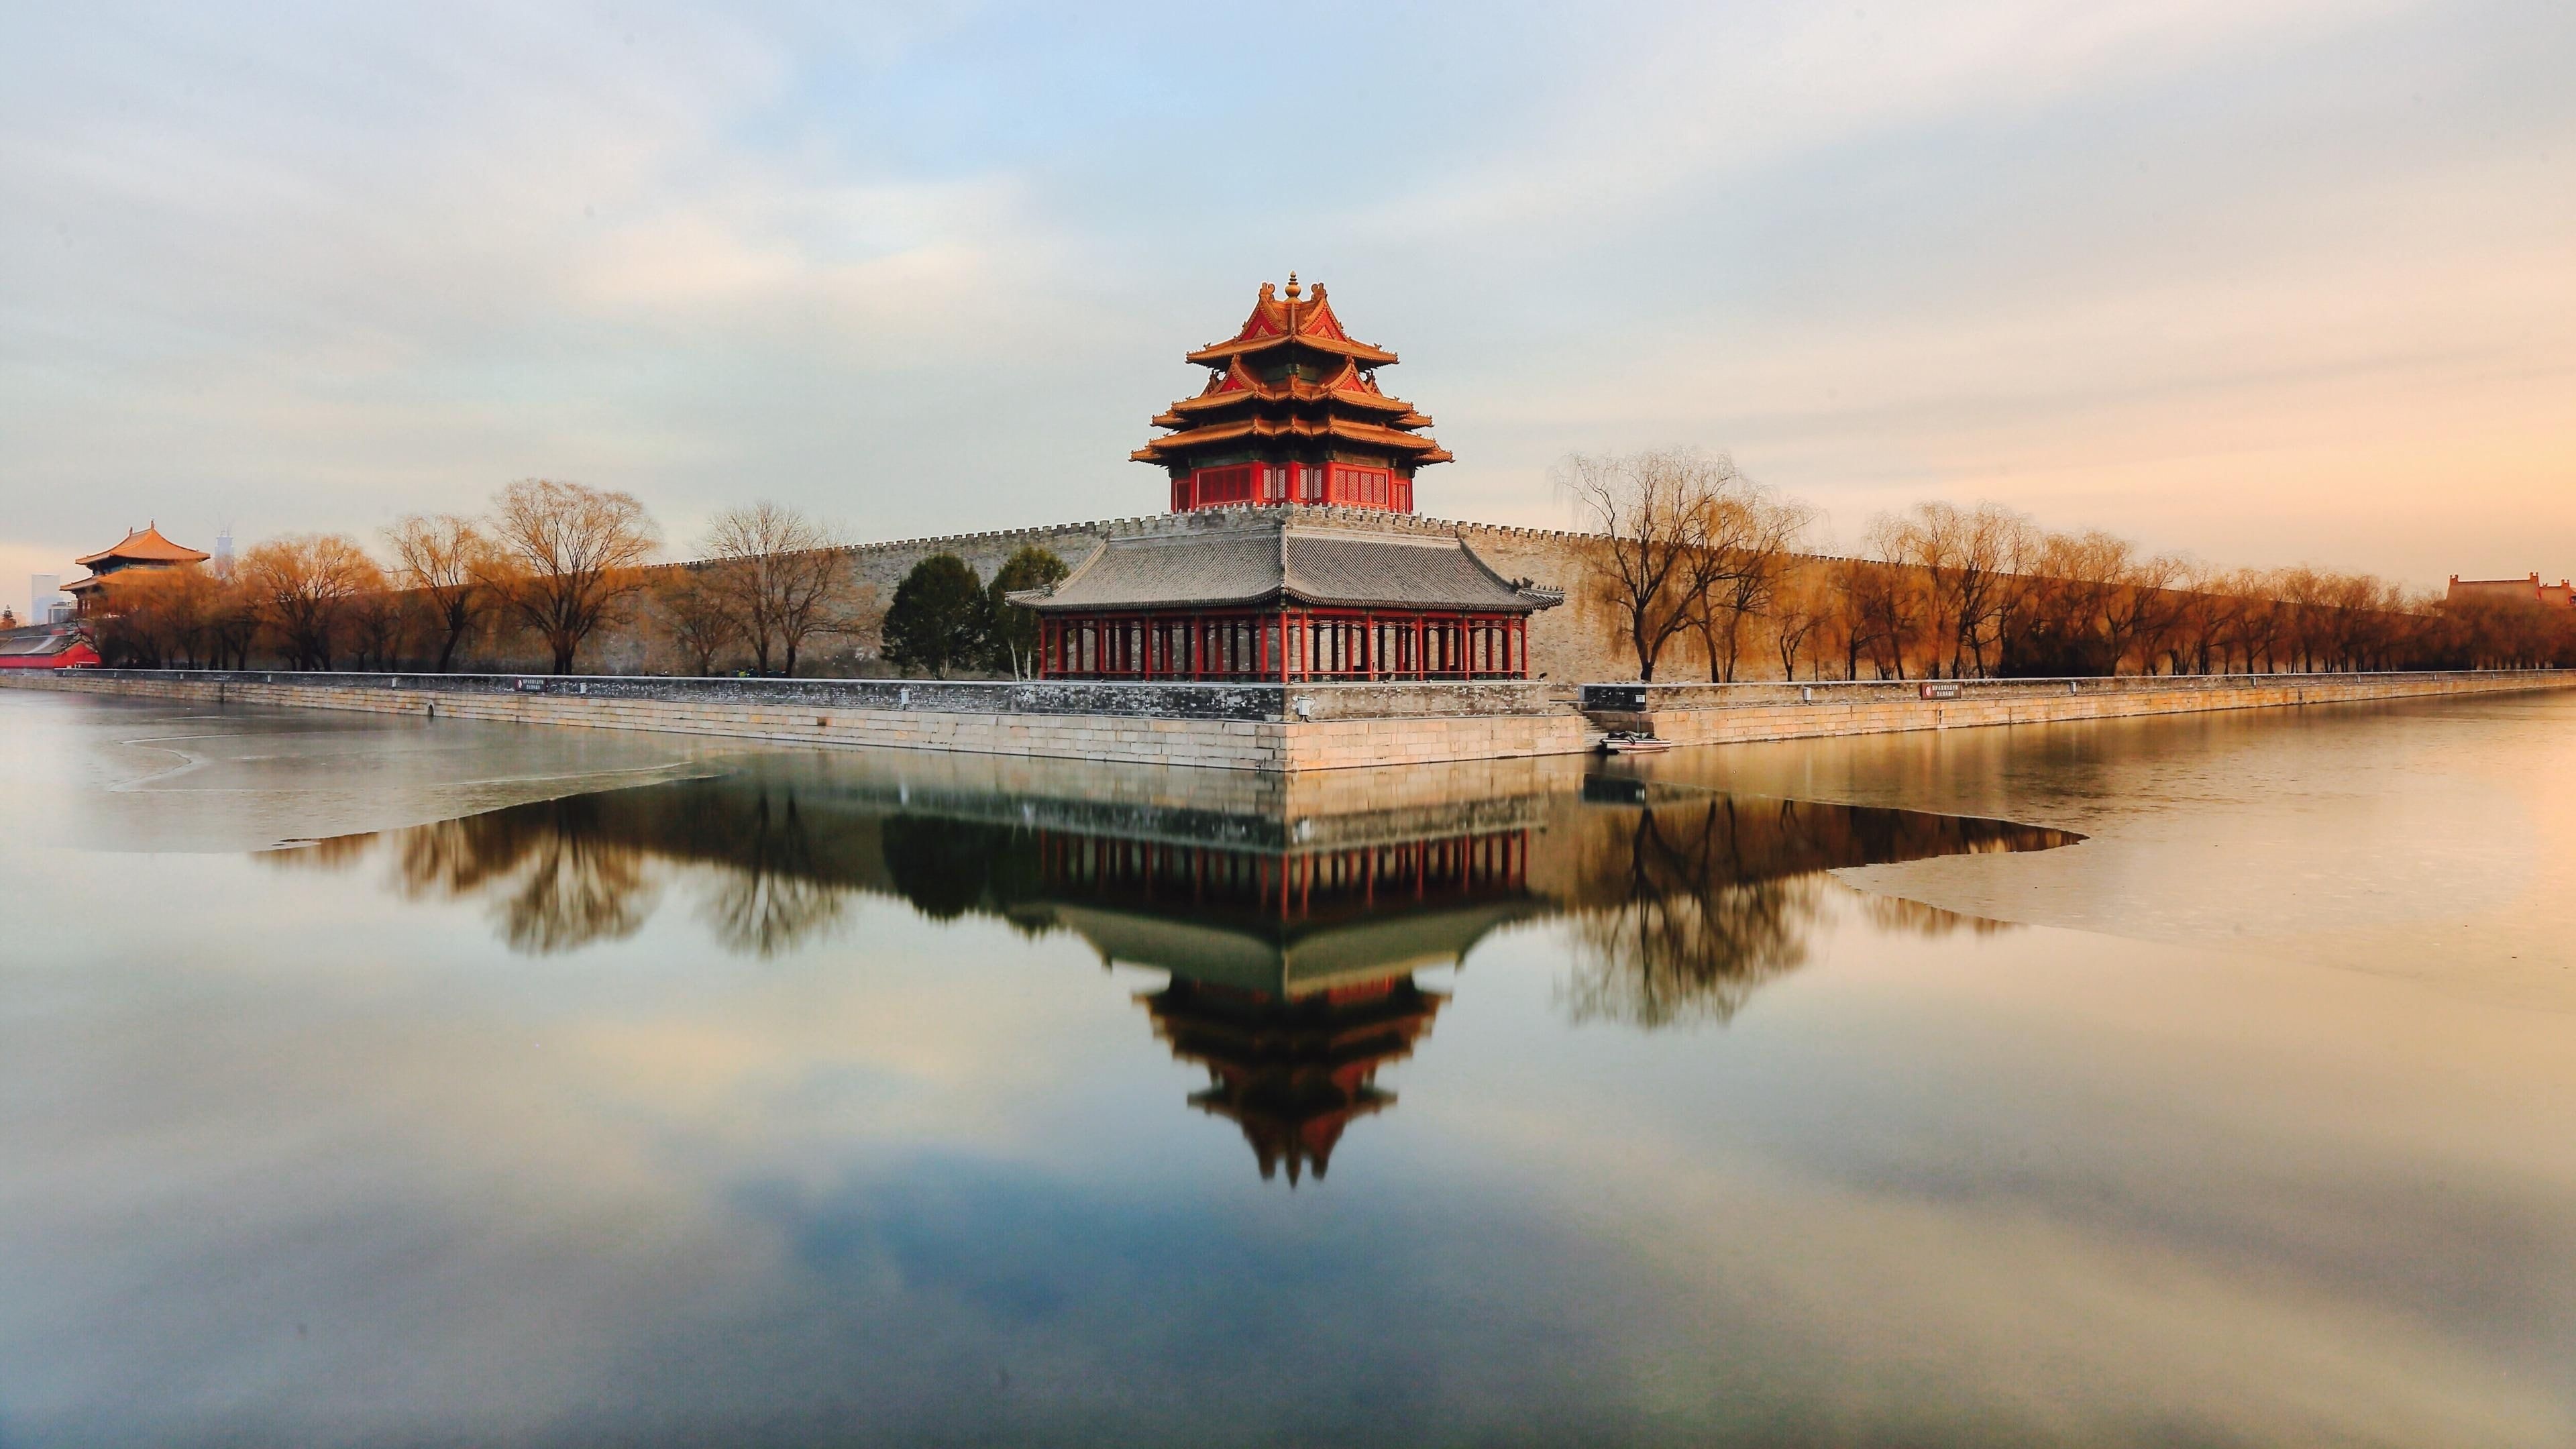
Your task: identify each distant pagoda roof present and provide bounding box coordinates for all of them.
[1008,511,1564,615]
[74,524,209,568]
[1134,276,1451,471]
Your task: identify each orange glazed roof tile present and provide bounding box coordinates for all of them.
[1185,279,1400,366]
[1133,414,1454,462]
[1138,278,1451,474]
[1166,377,1419,417]
[74,525,210,568]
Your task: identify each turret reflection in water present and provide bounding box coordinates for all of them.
[263,759,2078,1181]
[1040,826,1534,1183]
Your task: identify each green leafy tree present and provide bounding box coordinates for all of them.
[881,553,985,678]
[981,545,1069,676]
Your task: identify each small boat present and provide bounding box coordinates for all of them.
[1597,731,1674,755]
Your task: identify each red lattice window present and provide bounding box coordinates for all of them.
[1193,466,1255,505]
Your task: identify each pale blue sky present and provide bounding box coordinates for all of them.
[4,0,2570,600]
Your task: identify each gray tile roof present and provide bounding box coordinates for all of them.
[1012,517,1563,614]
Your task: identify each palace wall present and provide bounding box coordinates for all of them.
[363,509,1704,684]
[793,507,1639,682]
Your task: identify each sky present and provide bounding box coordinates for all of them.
[3,0,2570,612]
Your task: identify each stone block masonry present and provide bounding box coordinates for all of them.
[1,669,1589,773]
[1579,669,2576,747]
[10,667,2568,773]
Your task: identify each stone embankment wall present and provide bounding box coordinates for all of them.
[1,669,1586,773]
[1581,669,2575,746]
[12,666,2565,773]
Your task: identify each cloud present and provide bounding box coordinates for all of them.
[0,0,2569,584]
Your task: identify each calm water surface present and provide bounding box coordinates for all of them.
[3,688,2572,1446]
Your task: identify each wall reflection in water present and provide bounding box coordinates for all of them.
[266,759,2077,1181]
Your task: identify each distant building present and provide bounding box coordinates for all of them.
[2446,574,2575,610]
[62,525,211,615]
[0,626,101,672]
[29,574,66,625]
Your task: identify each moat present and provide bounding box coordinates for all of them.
[3,688,2572,1446]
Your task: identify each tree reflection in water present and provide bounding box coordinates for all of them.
[268,784,853,957]
[263,775,2071,989]
[258,769,2075,1179]
[690,792,849,957]
[1554,792,2072,1028]
[268,799,658,954]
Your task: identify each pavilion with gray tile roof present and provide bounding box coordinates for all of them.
[1008,506,1562,682]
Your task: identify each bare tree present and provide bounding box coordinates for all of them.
[2100,549,2188,674]
[205,571,261,669]
[2168,564,2234,675]
[1831,521,1931,680]
[1693,488,1813,682]
[652,565,743,676]
[345,588,413,670]
[384,514,505,672]
[488,479,659,675]
[1769,566,1833,681]
[1559,447,1745,682]
[1894,501,2034,678]
[699,500,851,677]
[239,533,385,671]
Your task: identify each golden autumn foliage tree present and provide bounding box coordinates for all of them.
[384,513,508,672]
[95,566,227,668]
[488,479,658,675]
[239,534,385,671]
[1691,485,1812,682]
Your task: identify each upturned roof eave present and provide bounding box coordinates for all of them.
[1169,388,1418,417]
[74,527,211,567]
[1012,586,1287,614]
[1136,417,1451,458]
[1012,585,1554,614]
[1185,334,1399,367]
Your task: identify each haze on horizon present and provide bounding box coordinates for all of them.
[3,0,2569,597]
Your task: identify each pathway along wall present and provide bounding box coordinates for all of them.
[1578,669,2576,747]
[5,667,2567,772]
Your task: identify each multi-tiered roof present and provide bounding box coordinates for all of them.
[1136,275,1451,513]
